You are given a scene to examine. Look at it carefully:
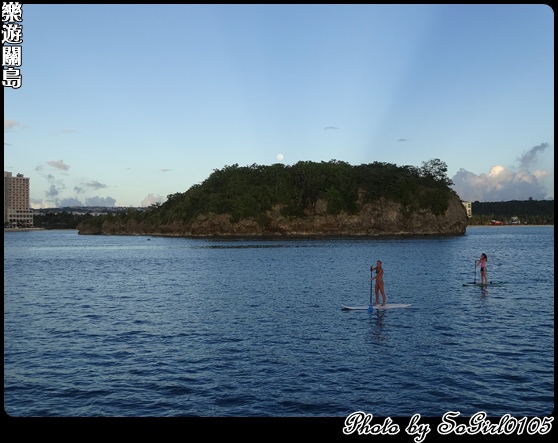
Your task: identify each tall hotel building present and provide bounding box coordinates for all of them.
[4,171,34,227]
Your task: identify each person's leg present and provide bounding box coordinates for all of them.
[380,284,386,306]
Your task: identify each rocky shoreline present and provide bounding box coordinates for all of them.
[78,196,469,237]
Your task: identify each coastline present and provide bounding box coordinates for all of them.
[4,227,46,232]
[466,224,553,227]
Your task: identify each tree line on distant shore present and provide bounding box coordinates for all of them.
[468,199,554,225]
[30,211,94,229]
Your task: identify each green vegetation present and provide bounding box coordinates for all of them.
[33,211,96,229]
[469,199,554,225]
[79,159,456,231]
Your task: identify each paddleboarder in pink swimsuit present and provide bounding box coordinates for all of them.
[370,260,386,306]
[475,253,488,284]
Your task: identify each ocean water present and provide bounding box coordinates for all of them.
[4,226,554,423]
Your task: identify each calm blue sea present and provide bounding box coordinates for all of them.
[4,227,554,424]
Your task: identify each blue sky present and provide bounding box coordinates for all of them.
[4,4,554,208]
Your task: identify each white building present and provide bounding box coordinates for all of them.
[462,201,472,218]
[4,171,34,227]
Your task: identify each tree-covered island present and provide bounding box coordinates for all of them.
[77,159,468,237]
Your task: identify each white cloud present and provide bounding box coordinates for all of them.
[452,165,549,202]
[57,197,83,207]
[452,142,553,201]
[141,193,166,207]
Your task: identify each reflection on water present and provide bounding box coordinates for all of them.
[369,309,387,344]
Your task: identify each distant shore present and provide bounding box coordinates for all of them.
[467,224,553,227]
[4,227,46,232]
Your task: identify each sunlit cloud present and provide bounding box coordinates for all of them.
[4,120,19,130]
[30,198,50,209]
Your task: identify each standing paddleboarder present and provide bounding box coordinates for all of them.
[370,260,386,306]
[475,253,488,285]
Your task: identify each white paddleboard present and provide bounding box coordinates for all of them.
[342,304,411,310]
[462,281,505,287]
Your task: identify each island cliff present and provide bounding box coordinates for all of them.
[77,159,468,237]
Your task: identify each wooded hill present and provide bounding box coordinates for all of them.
[78,159,457,232]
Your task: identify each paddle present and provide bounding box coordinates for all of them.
[368,267,374,312]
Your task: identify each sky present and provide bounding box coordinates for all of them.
[4,4,554,208]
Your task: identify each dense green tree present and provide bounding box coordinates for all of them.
[420,159,453,186]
